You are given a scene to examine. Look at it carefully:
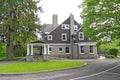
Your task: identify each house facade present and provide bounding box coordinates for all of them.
[43,14,98,59]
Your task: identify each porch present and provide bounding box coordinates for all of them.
[26,40,49,61]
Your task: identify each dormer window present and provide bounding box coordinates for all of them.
[61,24,69,29]
[47,35,53,40]
[79,32,84,40]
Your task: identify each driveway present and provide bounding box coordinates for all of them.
[0,59,120,80]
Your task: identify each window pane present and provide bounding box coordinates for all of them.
[65,47,69,53]
[79,32,84,40]
[48,35,52,40]
[90,46,93,53]
[59,48,63,52]
[80,46,84,53]
[49,48,52,52]
[62,33,67,41]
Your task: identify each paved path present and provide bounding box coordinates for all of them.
[0,59,120,80]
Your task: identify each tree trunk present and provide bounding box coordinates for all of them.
[6,32,12,60]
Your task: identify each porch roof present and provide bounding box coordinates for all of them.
[28,40,48,46]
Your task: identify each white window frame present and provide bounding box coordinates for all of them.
[79,32,84,40]
[47,35,53,40]
[79,46,85,54]
[61,24,69,29]
[61,33,67,41]
[58,47,63,52]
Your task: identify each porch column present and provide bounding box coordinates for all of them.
[31,44,33,55]
[27,44,30,55]
[44,44,46,55]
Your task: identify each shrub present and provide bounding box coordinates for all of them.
[105,55,115,58]
[108,48,119,57]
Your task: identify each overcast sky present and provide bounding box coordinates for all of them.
[38,0,83,24]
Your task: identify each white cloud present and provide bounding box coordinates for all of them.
[38,0,83,24]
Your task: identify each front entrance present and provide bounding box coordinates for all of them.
[26,40,50,61]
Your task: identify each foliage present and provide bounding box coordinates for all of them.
[105,55,115,58]
[0,0,42,59]
[0,61,86,74]
[98,39,120,55]
[80,0,120,42]
[108,48,118,57]
[0,42,6,57]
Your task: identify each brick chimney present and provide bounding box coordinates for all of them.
[70,14,74,35]
[52,14,58,27]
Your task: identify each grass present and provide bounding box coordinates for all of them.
[0,60,86,74]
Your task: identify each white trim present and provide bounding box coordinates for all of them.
[79,32,84,40]
[48,43,71,46]
[28,43,46,46]
[89,53,94,54]
[61,24,69,29]
[27,44,30,55]
[44,44,46,55]
[78,42,97,46]
[47,35,53,40]
[61,33,67,41]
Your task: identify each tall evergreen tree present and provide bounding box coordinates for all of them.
[0,0,42,59]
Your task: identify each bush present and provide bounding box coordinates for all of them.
[108,48,119,57]
[105,55,115,58]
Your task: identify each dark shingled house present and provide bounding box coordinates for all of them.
[43,14,98,59]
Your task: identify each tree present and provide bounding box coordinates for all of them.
[80,0,120,42]
[0,0,42,60]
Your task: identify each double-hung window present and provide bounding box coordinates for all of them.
[80,46,84,54]
[90,45,94,54]
[61,33,67,41]
[65,47,69,54]
[79,32,84,40]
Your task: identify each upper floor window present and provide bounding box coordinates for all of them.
[79,32,84,40]
[74,25,78,31]
[47,35,53,40]
[61,33,67,41]
[61,24,69,29]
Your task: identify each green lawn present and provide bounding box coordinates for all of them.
[0,60,86,74]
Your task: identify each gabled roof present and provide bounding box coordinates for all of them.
[43,24,56,33]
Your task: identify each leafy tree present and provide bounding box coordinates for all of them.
[80,0,120,42]
[0,0,42,60]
